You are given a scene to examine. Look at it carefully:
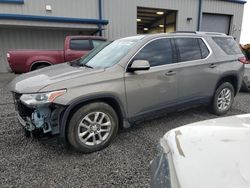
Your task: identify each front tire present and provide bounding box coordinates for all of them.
[67,102,119,153]
[210,82,234,116]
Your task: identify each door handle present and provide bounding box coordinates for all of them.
[209,63,217,68]
[165,70,176,76]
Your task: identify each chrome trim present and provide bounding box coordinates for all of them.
[125,36,213,71]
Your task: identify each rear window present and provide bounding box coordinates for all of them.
[175,38,210,62]
[70,39,93,51]
[212,37,241,55]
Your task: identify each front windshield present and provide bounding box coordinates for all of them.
[80,36,144,69]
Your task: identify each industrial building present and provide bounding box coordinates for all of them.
[0,0,246,72]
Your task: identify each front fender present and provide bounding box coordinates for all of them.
[58,94,127,144]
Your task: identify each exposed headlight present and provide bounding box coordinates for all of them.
[20,89,66,107]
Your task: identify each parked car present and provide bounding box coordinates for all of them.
[7,35,107,73]
[150,114,250,188]
[9,32,245,153]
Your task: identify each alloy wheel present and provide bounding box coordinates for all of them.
[217,88,232,111]
[77,112,112,146]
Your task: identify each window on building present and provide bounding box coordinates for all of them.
[70,39,92,51]
[175,38,210,62]
[133,38,173,67]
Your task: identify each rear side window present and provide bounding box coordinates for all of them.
[70,39,93,51]
[133,38,173,67]
[175,38,210,62]
[92,40,106,48]
[212,37,241,55]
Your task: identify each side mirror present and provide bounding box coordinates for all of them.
[127,60,150,72]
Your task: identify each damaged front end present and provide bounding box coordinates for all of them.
[13,92,66,139]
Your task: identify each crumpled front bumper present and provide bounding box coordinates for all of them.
[13,92,66,139]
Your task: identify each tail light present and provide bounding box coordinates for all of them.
[6,53,10,62]
[238,57,248,64]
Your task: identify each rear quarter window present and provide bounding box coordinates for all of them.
[212,37,241,55]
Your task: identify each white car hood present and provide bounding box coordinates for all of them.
[164,114,250,188]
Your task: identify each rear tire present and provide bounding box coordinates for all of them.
[210,82,234,116]
[67,102,119,153]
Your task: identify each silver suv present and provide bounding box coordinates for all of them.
[10,32,245,153]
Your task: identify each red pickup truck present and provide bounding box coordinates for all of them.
[7,36,107,73]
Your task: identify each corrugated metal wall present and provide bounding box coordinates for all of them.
[0,0,98,19]
[103,0,199,39]
[103,0,244,40]
[0,0,100,73]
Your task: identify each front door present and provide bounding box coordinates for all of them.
[124,38,178,118]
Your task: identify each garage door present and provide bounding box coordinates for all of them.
[201,13,231,34]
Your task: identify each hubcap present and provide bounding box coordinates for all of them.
[217,88,232,111]
[78,112,111,146]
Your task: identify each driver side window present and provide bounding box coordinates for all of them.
[133,38,173,67]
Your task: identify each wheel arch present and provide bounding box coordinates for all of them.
[59,94,127,144]
[215,74,239,96]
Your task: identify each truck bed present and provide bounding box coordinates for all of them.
[8,49,65,73]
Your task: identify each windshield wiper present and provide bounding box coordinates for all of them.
[82,64,94,69]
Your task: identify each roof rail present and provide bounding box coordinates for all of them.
[196,31,227,36]
[171,31,227,36]
[171,31,197,34]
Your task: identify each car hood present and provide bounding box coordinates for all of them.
[163,114,250,188]
[9,63,105,93]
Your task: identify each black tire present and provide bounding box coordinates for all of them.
[210,82,235,116]
[67,102,119,153]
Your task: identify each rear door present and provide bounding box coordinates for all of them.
[173,37,217,104]
[124,38,178,118]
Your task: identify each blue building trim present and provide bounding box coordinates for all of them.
[223,0,247,4]
[0,13,109,25]
[0,0,24,4]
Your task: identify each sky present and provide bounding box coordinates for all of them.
[240,1,250,44]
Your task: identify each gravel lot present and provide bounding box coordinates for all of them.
[0,74,250,188]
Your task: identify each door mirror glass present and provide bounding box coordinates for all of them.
[127,60,150,72]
